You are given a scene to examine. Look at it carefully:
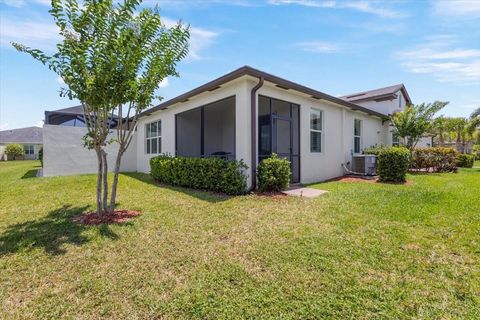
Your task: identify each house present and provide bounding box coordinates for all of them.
[0,126,43,160]
[43,66,412,188]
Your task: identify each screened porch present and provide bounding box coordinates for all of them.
[175,96,235,160]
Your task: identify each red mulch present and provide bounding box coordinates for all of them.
[73,210,141,225]
[328,175,378,183]
[328,175,412,185]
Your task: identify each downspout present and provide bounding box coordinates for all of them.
[250,76,264,190]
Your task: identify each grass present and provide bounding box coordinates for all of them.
[1,160,479,319]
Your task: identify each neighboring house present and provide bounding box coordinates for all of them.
[43,65,413,188]
[0,126,43,160]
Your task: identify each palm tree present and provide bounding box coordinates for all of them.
[431,116,449,147]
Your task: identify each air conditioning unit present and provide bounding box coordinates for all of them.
[352,155,377,175]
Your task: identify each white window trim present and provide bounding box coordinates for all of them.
[353,119,362,154]
[310,108,324,153]
[145,120,162,155]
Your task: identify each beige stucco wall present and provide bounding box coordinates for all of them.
[43,125,137,177]
[254,82,385,184]
[134,77,387,187]
[135,78,253,186]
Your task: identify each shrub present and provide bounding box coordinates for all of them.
[257,154,291,192]
[378,147,410,183]
[363,145,389,156]
[150,155,248,195]
[5,144,24,160]
[38,147,43,166]
[456,154,475,168]
[411,147,458,172]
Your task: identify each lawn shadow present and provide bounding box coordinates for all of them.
[0,205,120,256]
[21,169,38,179]
[122,172,231,203]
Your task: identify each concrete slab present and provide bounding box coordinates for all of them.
[282,187,328,198]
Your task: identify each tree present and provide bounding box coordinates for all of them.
[13,0,189,216]
[390,101,448,151]
[5,144,25,160]
[471,107,480,119]
[431,116,449,147]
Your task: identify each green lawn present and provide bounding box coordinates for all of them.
[1,161,479,319]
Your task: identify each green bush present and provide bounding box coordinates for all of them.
[456,154,475,168]
[150,155,248,195]
[257,154,291,192]
[378,147,410,183]
[363,145,389,156]
[5,144,24,160]
[411,147,458,172]
[38,147,43,166]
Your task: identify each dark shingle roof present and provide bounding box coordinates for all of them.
[0,126,43,144]
[340,84,412,104]
[47,105,83,114]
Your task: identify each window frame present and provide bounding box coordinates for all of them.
[145,120,161,155]
[23,144,34,155]
[310,108,324,153]
[392,131,400,147]
[353,118,362,154]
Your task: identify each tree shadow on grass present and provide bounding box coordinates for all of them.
[122,172,232,203]
[0,204,119,256]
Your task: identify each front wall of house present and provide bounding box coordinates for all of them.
[135,78,254,186]
[255,83,385,184]
[136,78,389,187]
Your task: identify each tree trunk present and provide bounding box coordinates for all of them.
[109,150,123,212]
[102,150,109,213]
[95,147,103,216]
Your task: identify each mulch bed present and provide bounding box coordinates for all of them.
[73,210,141,225]
[329,175,412,185]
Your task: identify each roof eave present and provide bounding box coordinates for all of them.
[139,66,388,119]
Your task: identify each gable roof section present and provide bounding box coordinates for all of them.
[341,84,412,105]
[141,66,388,118]
[0,126,43,144]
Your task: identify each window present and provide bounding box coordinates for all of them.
[354,119,362,154]
[24,144,34,155]
[145,120,161,154]
[392,132,400,147]
[310,109,323,153]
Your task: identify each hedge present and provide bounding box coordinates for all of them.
[378,147,410,183]
[150,155,248,195]
[411,147,458,172]
[456,154,475,168]
[363,145,389,156]
[257,154,291,192]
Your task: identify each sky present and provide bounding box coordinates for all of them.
[1,0,479,130]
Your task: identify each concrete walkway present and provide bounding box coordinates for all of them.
[282,186,328,198]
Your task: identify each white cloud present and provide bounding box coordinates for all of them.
[0,15,218,59]
[395,36,480,84]
[432,0,480,17]
[158,78,169,88]
[268,0,406,18]
[0,123,9,130]
[0,17,60,52]
[162,18,219,60]
[35,120,44,127]
[295,41,338,53]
